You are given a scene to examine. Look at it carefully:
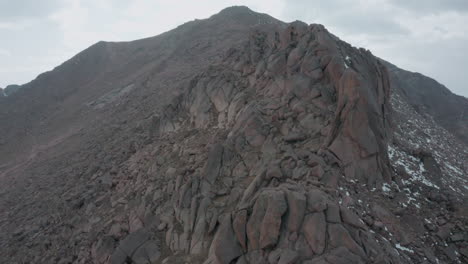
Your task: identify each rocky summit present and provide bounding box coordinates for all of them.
[0,6,467,264]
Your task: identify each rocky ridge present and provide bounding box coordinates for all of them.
[0,6,466,264]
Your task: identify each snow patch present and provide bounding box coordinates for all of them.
[344,55,351,68]
[382,183,391,192]
[395,243,414,253]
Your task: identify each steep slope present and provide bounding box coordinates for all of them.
[0,6,281,164]
[0,6,466,264]
[384,61,468,144]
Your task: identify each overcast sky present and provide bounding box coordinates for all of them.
[0,0,467,97]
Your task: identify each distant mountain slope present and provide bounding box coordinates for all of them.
[2,84,21,96]
[383,61,468,144]
[0,6,281,163]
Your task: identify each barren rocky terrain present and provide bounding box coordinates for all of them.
[0,6,466,264]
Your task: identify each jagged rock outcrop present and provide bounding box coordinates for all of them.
[0,6,466,264]
[130,19,404,263]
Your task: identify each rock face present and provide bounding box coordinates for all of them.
[0,6,467,264]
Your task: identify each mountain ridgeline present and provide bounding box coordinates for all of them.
[0,6,466,264]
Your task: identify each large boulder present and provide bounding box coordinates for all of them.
[302,212,327,254]
[206,214,243,264]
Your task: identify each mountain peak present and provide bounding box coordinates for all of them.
[218,5,253,15]
[211,5,280,25]
[1,6,467,264]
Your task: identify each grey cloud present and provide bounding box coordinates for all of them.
[323,13,409,36]
[0,0,63,21]
[282,0,409,36]
[391,0,468,14]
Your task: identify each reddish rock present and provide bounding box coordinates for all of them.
[309,165,324,179]
[1,6,462,264]
[327,224,366,258]
[307,189,328,212]
[300,53,321,76]
[259,191,287,249]
[246,193,268,250]
[340,206,366,230]
[278,249,299,264]
[324,246,364,264]
[267,51,287,75]
[233,210,248,251]
[302,212,327,254]
[285,191,306,232]
[207,214,243,264]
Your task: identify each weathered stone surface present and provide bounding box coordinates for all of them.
[245,250,268,264]
[266,165,283,180]
[324,56,391,188]
[239,169,266,208]
[91,236,115,264]
[278,249,299,264]
[129,211,144,233]
[328,224,366,258]
[131,240,160,264]
[190,197,210,254]
[325,246,364,264]
[284,132,307,143]
[293,233,314,259]
[302,212,327,254]
[285,191,306,232]
[207,214,243,264]
[203,144,224,184]
[326,203,341,223]
[2,7,461,264]
[309,165,324,179]
[109,228,154,264]
[259,191,287,249]
[233,210,248,251]
[267,248,282,264]
[246,193,268,250]
[242,113,268,147]
[300,114,323,136]
[307,189,328,212]
[340,206,366,229]
[302,258,328,264]
[118,229,150,255]
[267,51,287,75]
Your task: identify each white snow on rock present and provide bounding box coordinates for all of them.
[382,183,391,192]
[388,91,467,195]
[388,144,439,189]
[395,243,414,253]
